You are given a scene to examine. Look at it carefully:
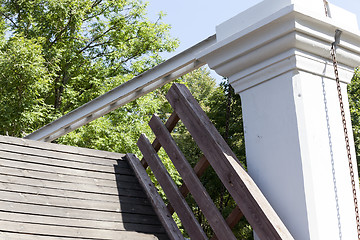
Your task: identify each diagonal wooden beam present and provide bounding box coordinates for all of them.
[149,114,236,240]
[137,134,207,240]
[166,83,294,240]
[126,153,184,240]
[167,155,210,214]
[141,112,180,169]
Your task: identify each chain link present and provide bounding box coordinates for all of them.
[330,45,360,239]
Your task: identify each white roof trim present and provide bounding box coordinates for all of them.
[25,35,216,142]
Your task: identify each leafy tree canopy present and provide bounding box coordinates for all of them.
[0,0,178,136]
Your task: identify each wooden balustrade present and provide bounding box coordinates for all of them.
[126,83,294,240]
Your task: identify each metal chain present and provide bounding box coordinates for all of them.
[330,44,360,239]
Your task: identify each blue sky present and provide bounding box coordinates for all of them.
[146,0,360,82]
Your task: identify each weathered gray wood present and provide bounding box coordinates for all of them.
[166,83,294,240]
[0,156,133,179]
[0,212,165,233]
[0,220,167,240]
[141,112,180,169]
[137,134,207,240]
[149,115,236,240]
[0,182,144,204]
[126,153,184,240]
[0,231,168,240]
[0,135,124,159]
[0,200,159,224]
[0,142,122,166]
[0,162,138,186]
[167,154,210,214]
[0,150,127,174]
[225,206,244,229]
[0,190,154,214]
[0,173,146,198]
[0,135,170,239]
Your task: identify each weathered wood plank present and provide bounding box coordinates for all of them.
[126,153,184,240]
[0,157,133,179]
[141,112,180,169]
[0,220,166,240]
[0,142,122,167]
[0,134,170,239]
[167,155,210,214]
[0,211,165,233]
[137,134,207,240]
[166,83,294,240]
[149,115,236,240]
[211,206,244,240]
[0,162,138,186]
[0,135,125,160]
[0,162,141,189]
[0,181,148,205]
[0,200,159,224]
[0,174,147,198]
[225,206,244,229]
[0,150,124,173]
[0,190,155,215]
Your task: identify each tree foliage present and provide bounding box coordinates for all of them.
[0,0,178,136]
[348,67,360,172]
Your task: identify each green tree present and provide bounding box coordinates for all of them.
[0,36,54,136]
[348,67,360,173]
[0,0,178,136]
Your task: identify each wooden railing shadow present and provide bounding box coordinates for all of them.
[112,159,170,239]
[126,83,294,240]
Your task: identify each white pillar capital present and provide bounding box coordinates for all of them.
[198,0,360,93]
[199,1,360,239]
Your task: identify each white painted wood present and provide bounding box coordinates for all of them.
[24,36,216,142]
[199,1,360,239]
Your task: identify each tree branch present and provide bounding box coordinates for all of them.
[0,12,18,29]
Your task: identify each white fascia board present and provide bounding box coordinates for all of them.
[25,35,216,142]
[197,6,360,90]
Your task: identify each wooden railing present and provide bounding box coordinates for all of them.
[126,83,294,240]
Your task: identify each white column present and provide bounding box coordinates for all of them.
[198,0,360,239]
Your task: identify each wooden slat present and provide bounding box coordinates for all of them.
[0,181,147,204]
[0,156,133,180]
[0,190,155,215]
[137,134,207,240]
[0,200,159,225]
[0,173,146,198]
[167,155,210,214]
[149,115,236,240]
[0,135,170,239]
[0,135,124,160]
[126,153,184,240]
[166,83,294,240]
[141,112,180,169]
[0,220,167,240]
[167,155,244,232]
[0,162,138,187]
[0,212,165,234]
[225,206,244,229]
[0,141,122,167]
[0,150,125,173]
[0,231,168,240]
